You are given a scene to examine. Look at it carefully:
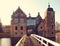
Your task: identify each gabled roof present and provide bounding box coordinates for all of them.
[15,7,22,13]
[13,6,26,16]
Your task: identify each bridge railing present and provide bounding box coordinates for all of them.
[31,34,60,46]
[15,35,26,46]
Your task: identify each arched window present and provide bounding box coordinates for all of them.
[52,32,53,34]
[15,26,17,30]
[20,26,23,30]
[40,26,42,29]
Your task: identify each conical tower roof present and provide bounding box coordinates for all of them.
[47,4,53,11]
[16,7,26,14]
[15,7,22,13]
[13,6,26,17]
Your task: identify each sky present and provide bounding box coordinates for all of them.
[0,0,60,25]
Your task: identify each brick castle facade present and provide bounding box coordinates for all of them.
[0,4,55,46]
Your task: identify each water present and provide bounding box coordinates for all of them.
[0,38,11,46]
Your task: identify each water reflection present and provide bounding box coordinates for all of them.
[0,38,11,46]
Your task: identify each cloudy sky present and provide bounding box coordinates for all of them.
[0,0,60,25]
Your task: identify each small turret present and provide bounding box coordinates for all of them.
[48,3,50,8]
[29,13,31,18]
[36,12,42,24]
[47,4,53,11]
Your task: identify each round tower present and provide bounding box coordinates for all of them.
[45,4,55,41]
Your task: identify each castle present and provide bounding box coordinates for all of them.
[0,4,55,46]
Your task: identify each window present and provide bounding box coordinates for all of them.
[20,19,24,23]
[15,26,18,30]
[40,26,42,29]
[14,18,18,23]
[27,19,36,26]
[52,32,53,34]
[20,26,23,30]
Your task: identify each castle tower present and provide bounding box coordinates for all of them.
[10,7,27,37]
[45,4,55,40]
